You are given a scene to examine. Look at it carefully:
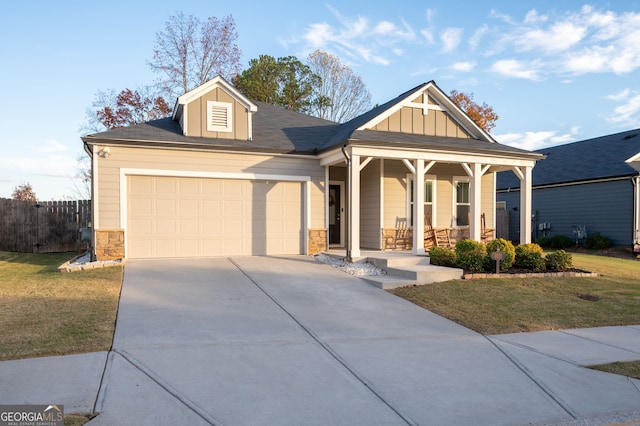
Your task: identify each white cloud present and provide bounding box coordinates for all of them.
[299,7,417,66]
[515,21,586,53]
[491,59,541,80]
[606,89,640,127]
[496,128,579,151]
[440,27,462,53]
[469,25,489,50]
[451,61,476,72]
[39,139,67,153]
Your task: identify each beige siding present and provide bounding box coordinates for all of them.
[95,146,325,231]
[383,160,409,228]
[360,159,381,249]
[373,107,470,138]
[185,87,250,140]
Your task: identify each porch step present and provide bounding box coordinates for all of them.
[364,255,463,290]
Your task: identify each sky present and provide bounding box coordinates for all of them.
[2,0,640,200]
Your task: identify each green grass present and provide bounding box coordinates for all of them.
[0,251,123,360]
[390,252,640,335]
[588,360,640,379]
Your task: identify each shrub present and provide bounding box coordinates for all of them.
[545,250,573,271]
[534,236,552,248]
[515,243,546,272]
[549,235,573,249]
[585,232,611,250]
[429,246,456,266]
[455,239,487,272]
[484,238,515,272]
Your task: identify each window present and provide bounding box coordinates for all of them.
[407,175,435,226]
[454,177,470,226]
[206,101,233,132]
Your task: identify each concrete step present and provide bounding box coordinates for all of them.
[368,255,430,269]
[363,263,464,290]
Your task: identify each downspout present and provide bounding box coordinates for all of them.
[83,141,96,261]
[633,176,640,246]
[341,145,352,262]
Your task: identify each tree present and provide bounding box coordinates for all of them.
[306,50,372,123]
[12,183,37,202]
[149,12,241,98]
[449,90,499,133]
[85,87,172,132]
[233,55,320,113]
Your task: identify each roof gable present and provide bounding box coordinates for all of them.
[172,76,258,140]
[356,81,495,142]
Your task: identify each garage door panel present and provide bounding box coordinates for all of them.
[128,176,303,258]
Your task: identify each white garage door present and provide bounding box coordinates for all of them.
[127,176,303,258]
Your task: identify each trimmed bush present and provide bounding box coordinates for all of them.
[484,238,515,272]
[550,235,573,249]
[455,239,487,272]
[515,243,546,272]
[429,246,457,266]
[585,232,611,250]
[545,250,573,271]
[534,236,552,248]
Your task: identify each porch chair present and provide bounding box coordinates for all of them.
[394,217,412,250]
[425,214,452,248]
[481,213,495,243]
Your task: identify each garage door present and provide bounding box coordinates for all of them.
[127,176,303,258]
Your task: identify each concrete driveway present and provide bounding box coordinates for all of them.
[90,256,640,425]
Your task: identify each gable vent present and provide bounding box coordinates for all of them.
[206,101,232,133]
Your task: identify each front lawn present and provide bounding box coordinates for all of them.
[0,252,122,360]
[390,252,640,335]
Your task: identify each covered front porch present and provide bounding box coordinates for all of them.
[320,144,536,259]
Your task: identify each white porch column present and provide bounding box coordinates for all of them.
[349,154,361,258]
[412,159,425,255]
[519,166,533,244]
[470,163,482,242]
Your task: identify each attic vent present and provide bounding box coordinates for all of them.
[206,101,232,133]
[623,133,638,140]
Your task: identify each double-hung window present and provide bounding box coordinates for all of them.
[454,176,470,226]
[407,175,436,226]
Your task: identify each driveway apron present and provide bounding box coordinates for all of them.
[92,256,640,425]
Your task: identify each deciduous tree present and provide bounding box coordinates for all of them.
[233,55,320,113]
[12,183,37,202]
[150,12,241,98]
[85,87,172,132]
[306,50,372,123]
[449,90,499,133]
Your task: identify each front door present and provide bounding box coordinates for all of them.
[329,184,342,245]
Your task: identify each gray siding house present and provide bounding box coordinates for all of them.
[496,129,640,248]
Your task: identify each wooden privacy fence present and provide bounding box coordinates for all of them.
[0,198,91,253]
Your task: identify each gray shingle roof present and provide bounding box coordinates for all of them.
[83,85,540,160]
[497,129,640,190]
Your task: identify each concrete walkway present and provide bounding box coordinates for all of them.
[1,256,639,425]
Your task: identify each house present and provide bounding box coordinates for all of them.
[82,76,542,261]
[496,129,640,248]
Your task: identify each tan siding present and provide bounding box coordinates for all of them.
[400,107,413,133]
[424,110,436,135]
[383,160,409,228]
[360,160,381,249]
[388,110,401,132]
[186,99,202,137]
[481,173,495,226]
[412,108,424,134]
[435,110,447,137]
[234,99,248,140]
[446,113,458,137]
[95,146,325,230]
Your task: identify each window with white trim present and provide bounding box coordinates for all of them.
[407,175,436,226]
[206,101,233,132]
[454,176,470,226]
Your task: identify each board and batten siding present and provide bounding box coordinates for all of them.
[497,179,634,246]
[95,146,325,230]
[360,159,381,249]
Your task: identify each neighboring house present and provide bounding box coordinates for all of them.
[82,76,541,261]
[497,129,640,248]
